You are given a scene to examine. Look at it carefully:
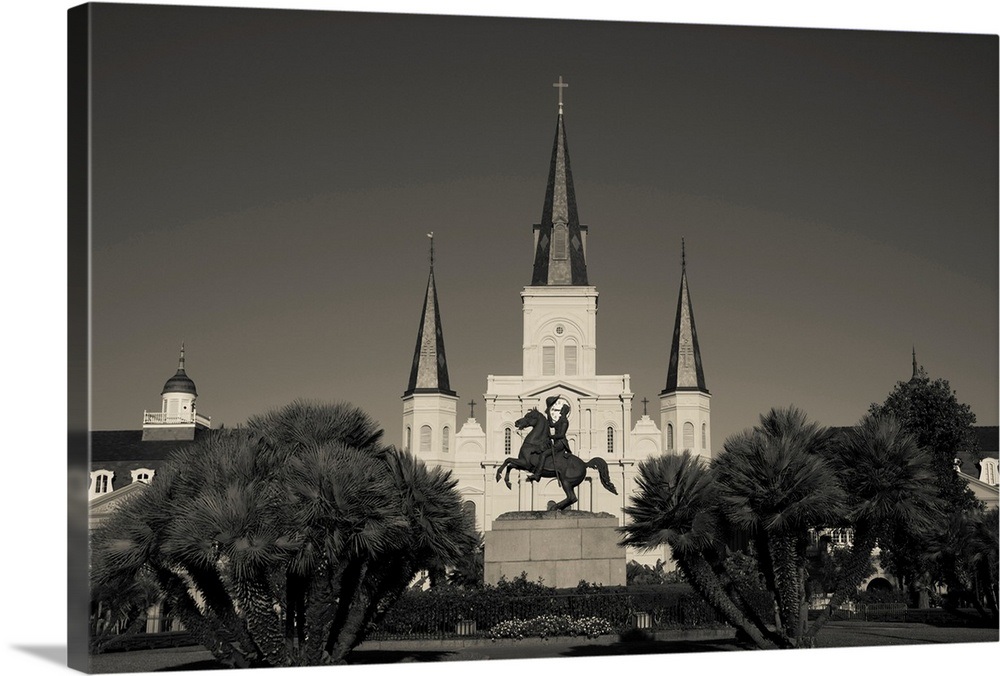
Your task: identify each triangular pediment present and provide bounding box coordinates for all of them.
[962,472,999,494]
[523,381,599,399]
[90,480,148,515]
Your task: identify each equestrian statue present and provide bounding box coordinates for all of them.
[494,396,618,511]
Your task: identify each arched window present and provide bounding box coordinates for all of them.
[405,426,412,452]
[442,426,450,453]
[130,468,155,484]
[701,423,707,450]
[419,425,432,453]
[504,428,512,455]
[667,424,673,451]
[462,500,476,527]
[553,223,568,260]
[90,470,114,497]
[981,458,998,485]
[542,344,555,376]
[606,426,614,454]
[564,344,578,376]
[683,422,694,450]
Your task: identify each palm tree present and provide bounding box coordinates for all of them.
[90,400,477,667]
[326,447,480,662]
[806,413,941,638]
[620,452,782,649]
[713,408,844,645]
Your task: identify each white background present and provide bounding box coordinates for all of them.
[2,1,997,674]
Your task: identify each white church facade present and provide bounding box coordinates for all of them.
[400,96,713,567]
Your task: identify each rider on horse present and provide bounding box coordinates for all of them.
[528,396,573,483]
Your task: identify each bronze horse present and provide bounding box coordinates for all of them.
[494,407,618,511]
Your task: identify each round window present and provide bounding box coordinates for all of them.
[555,325,564,335]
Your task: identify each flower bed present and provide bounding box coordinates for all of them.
[488,615,613,640]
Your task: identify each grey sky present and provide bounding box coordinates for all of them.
[87,4,998,448]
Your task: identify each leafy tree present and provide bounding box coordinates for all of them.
[869,369,981,512]
[626,559,685,586]
[90,400,478,667]
[445,535,485,588]
[805,542,868,598]
[868,369,984,603]
[927,507,999,621]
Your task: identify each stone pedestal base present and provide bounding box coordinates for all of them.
[484,511,626,588]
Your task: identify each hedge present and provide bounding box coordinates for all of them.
[367,577,726,639]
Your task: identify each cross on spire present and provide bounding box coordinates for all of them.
[468,399,476,418]
[553,76,568,114]
[681,238,686,272]
[427,232,434,270]
[641,397,649,416]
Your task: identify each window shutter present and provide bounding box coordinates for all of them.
[542,345,555,376]
[564,345,577,376]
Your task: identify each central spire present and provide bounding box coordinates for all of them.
[530,78,589,286]
[404,234,455,397]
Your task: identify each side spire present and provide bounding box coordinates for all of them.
[530,78,589,286]
[662,241,708,395]
[404,235,455,396]
[910,345,926,381]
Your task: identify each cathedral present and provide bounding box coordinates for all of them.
[89,87,997,582]
[399,93,711,565]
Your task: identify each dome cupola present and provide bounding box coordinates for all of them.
[161,344,197,395]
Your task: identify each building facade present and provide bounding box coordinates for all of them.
[399,101,710,567]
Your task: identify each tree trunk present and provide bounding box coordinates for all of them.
[302,559,342,665]
[185,563,260,661]
[796,564,812,647]
[349,558,417,652]
[326,559,371,661]
[155,567,256,668]
[678,555,781,650]
[329,562,374,662]
[708,555,791,648]
[234,572,286,667]
[768,533,802,641]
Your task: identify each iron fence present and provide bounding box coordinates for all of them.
[366,590,728,640]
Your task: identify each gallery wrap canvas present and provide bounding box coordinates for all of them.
[67,2,998,674]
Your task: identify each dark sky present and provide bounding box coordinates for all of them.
[88,3,998,448]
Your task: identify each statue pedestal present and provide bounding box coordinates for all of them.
[484,511,626,588]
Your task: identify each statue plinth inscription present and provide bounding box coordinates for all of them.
[484,510,626,588]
